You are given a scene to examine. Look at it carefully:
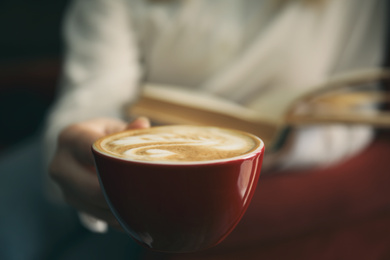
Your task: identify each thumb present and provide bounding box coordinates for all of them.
[126,117,151,130]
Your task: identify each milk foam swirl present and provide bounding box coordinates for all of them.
[98,126,259,163]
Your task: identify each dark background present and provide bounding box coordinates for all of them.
[0,0,69,152]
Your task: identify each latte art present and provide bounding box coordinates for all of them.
[96,126,261,163]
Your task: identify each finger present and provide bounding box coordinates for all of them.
[58,125,102,166]
[98,118,128,135]
[61,117,149,164]
[59,118,128,166]
[79,213,124,232]
[126,117,151,130]
[50,150,109,209]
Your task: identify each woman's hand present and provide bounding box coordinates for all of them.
[49,117,150,229]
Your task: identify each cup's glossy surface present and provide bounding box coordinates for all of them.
[92,128,264,253]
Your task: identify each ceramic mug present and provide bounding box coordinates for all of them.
[92,125,264,252]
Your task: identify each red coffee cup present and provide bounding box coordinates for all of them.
[92,125,264,252]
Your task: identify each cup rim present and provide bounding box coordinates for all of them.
[92,125,264,166]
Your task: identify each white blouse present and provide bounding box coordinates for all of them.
[44,0,387,175]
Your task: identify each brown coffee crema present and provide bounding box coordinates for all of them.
[95,126,261,163]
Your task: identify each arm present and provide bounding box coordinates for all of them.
[44,0,142,170]
[42,0,144,228]
[44,0,141,199]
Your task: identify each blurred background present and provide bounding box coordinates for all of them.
[0,0,68,152]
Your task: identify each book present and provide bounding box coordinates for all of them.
[128,68,390,151]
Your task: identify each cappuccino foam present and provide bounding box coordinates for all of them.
[95,126,261,163]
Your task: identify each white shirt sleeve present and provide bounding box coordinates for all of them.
[43,0,142,201]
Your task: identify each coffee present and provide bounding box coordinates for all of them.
[94,125,260,163]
